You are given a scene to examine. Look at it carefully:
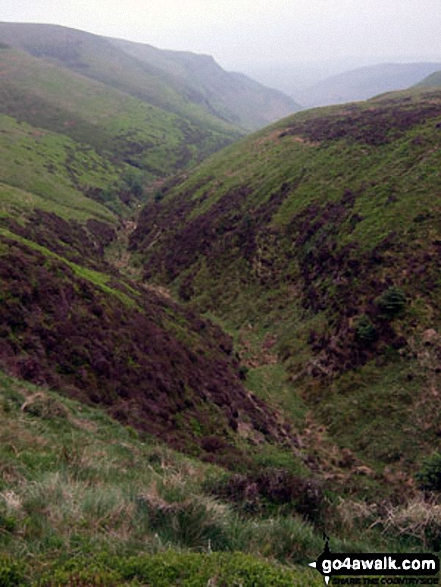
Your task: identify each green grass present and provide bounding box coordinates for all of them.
[0,369,433,585]
[0,370,331,584]
[0,46,240,179]
[0,115,117,223]
[0,23,299,134]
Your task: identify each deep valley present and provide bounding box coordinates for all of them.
[1,21,441,586]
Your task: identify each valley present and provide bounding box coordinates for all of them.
[130,88,441,485]
[1,21,441,586]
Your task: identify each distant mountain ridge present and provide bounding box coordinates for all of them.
[0,22,300,131]
[299,62,441,107]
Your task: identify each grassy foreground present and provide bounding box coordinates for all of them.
[2,370,438,585]
[0,370,326,585]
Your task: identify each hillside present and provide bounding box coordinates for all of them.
[0,112,293,465]
[3,20,441,577]
[109,37,302,131]
[300,62,441,107]
[416,69,441,87]
[0,22,300,132]
[0,370,326,585]
[0,30,297,469]
[0,44,239,188]
[131,89,441,490]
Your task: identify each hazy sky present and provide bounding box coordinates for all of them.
[2,0,441,70]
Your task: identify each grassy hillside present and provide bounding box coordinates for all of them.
[0,37,296,474]
[0,22,300,133]
[3,20,441,573]
[416,70,441,87]
[0,45,237,185]
[109,37,302,131]
[1,222,303,469]
[0,370,326,585]
[131,88,441,491]
[0,114,119,221]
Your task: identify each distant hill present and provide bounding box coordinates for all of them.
[0,49,239,190]
[109,37,302,131]
[300,62,441,107]
[0,22,300,132]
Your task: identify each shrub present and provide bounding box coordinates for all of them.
[36,562,122,587]
[375,286,406,318]
[36,553,311,587]
[416,452,441,491]
[0,556,26,587]
[354,314,377,344]
[117,552,303,587]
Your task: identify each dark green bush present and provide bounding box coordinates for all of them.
[415,452,441,491]
[355,314,377,344]
[375,286,406,318]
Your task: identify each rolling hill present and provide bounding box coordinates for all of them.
[0,23,331,581]
[131,88,441,490]
[0,107,294,467]
[108,37,302,131]
[0,22,300,133]
[0,42,239,188]
[299,62,441,107]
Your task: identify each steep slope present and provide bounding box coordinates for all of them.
[0,44,238,185]
[131,88,441,480]
[109,37,302,131]
[0,22,300,132]
[0,370,326,585]
[0,233,292,462]
[0,77,291,468]
[301,62,441,107]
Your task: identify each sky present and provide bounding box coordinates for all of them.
[2,0,441,71]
